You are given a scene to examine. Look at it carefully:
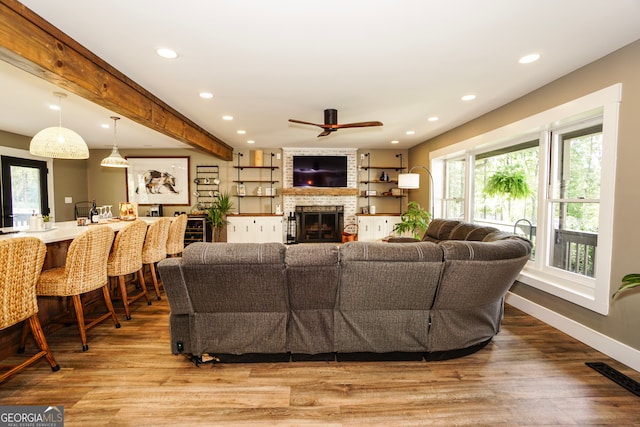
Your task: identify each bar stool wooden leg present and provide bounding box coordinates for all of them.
[102,285,121,329]
[149,262,162,300]
[117,275,133,321]
[28,316,60,372]
[71,294,89,351]
[138,269,152,306]
[18,321,29,353]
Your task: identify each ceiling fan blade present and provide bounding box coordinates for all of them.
[335,121,384,129]
[289,119,324,128]
[317,129,334,137]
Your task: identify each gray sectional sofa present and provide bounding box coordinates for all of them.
[157,219,531,362]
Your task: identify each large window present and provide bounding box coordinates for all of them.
[432,85,620,315]
[443,158,465,219]
[473,140,539,254]
[548,124,602,278]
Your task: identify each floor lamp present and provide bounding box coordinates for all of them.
[397,165,435,218]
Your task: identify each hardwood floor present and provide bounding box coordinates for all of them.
[1,294,639,426]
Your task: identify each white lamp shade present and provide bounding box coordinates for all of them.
[397,173,420,189]
[30,126,89,159]
[101,146,130,168]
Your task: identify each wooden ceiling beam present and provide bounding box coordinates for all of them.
[0,0,233,160]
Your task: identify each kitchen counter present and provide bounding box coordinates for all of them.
[0,217,164,244]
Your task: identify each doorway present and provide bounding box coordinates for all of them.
[1,155,49,228]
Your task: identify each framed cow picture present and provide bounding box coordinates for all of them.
[125,156,190,206]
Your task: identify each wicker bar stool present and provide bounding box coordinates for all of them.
[1,237,59,383]
[166,213,188,257]
[142,217,171,300]
[34,225,119,352]
[107,219,150,320]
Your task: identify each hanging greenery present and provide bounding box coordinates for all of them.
[483,168,531,200]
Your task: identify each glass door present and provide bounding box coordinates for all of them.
[1,155,49,228]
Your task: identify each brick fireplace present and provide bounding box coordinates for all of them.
[281,148,359,229]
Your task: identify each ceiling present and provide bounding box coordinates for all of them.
[2,0,640,155]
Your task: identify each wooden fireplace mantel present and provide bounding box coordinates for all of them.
[280,188,359,196]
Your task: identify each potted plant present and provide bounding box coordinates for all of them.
[613,274,640,298]
[394,201,432,240]
[206,191,234,242]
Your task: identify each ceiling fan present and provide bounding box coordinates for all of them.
[289,108,383,137]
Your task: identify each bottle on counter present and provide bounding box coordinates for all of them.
[90,200,99,223]
[29,210,39,231]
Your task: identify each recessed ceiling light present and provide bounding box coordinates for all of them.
[156,48,178,59]
[222,115,233,121]
[101,123,110,129]
[391,140,399,144]
[237,130,246,134]
[199,92,214,99]
[519,53,540,64]
[406,130,415,135]
[427,116,439,122]
[247,140,255,144]
[461,94,476,101]
[49,104,60,111]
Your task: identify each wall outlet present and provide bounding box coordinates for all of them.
[64,197,73,204]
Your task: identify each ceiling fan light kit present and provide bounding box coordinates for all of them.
[289,108,383,137]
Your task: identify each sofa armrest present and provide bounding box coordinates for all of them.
[157,258,194,315]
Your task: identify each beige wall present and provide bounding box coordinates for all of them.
[409,39,640,352]
[87,147,239,218]
[86,147,408,217]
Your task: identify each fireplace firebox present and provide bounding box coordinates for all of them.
[295,205,344,243]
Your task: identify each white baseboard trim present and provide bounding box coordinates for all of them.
[505,292,640,373]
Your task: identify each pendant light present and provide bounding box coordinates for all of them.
[30,92,89,159]
[101,116,129,168]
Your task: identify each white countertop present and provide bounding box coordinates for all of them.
[0,217,165,244]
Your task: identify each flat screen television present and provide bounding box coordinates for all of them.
[293,155,348,187]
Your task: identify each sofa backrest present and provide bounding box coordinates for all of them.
[423,219,501,242]
[179,242,288,313]
[285,243,341,354]
[335,241,445,353]
[338,241,445,311]
[427,238,532,352]
[421,218,461,242]
[286,243,341,311]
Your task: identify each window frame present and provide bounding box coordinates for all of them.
[430,84,621,315]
